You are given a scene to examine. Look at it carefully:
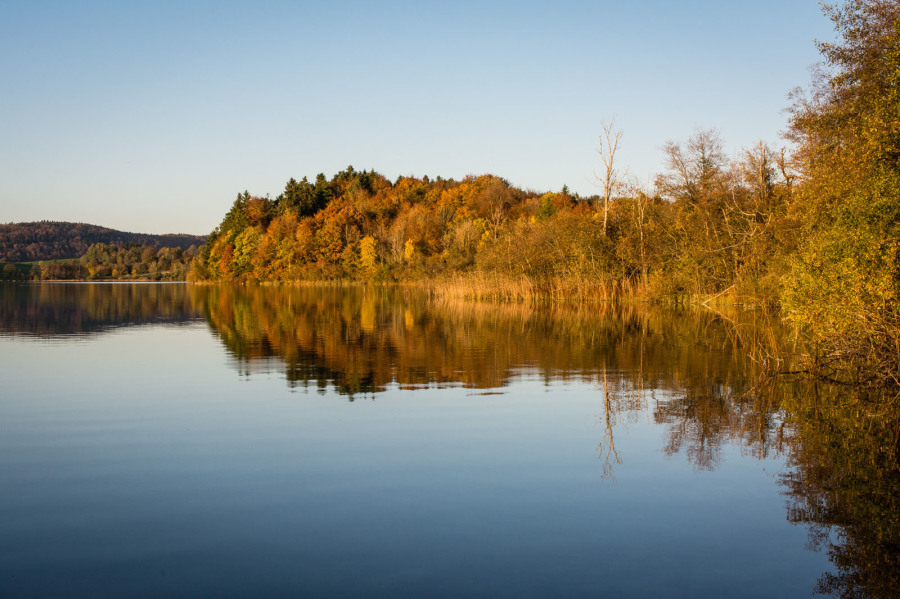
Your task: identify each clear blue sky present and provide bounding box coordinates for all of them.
[0,1,834,235]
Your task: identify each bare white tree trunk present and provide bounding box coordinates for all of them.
[595,118,624,236]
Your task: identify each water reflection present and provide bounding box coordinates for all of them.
[0,282,202,337]
[778,382,900,598]
[198,285,782,465]
[195,285,900,597]
[1,282,897,597]
[196,285,747,394]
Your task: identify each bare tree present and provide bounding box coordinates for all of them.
[656,127,726,206]
[595,118,625,236]
[477,179,514,239]
[775,147,796,193]
[629,176,654,287]
[743,140,775,210]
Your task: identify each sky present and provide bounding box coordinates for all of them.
[0,1,835,235]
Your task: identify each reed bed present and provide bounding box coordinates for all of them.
[416,272,653,303]
[409,271,754,307]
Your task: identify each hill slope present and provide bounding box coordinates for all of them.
[0,221,206,262]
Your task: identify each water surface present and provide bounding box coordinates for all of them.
[1,283,896,598]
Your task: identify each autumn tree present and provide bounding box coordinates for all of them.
[653,128,732,295]
[784,0,900,383]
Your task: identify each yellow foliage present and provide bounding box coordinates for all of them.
[359,235,378,272]
[404,239,416,263]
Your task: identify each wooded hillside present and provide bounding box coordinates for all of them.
[190,1,899,386]
[0,221,205,262]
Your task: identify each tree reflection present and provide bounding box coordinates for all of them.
[2,282,896,597]
[779,383,900,598]
[192,284,760,398]
[194,284,899,597]
[0,282,202,336]
[597,366,623,479]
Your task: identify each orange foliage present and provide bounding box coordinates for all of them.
[192,166,619,284]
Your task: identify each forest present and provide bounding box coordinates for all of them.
[0,242,198,282]
[188,2,899,386]
[1,2,893,386]
[0,221,204,262]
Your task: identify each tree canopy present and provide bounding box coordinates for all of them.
[185,1,899,384]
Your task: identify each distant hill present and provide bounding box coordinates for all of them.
[0,221,206,262]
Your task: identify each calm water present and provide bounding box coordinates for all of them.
[1,283,897,598]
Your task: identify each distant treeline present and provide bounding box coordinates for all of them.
[0,221,204,262]
[0,242,198,281]
[189,2,899,386]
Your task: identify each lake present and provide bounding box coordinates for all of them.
[1,283,896,598]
